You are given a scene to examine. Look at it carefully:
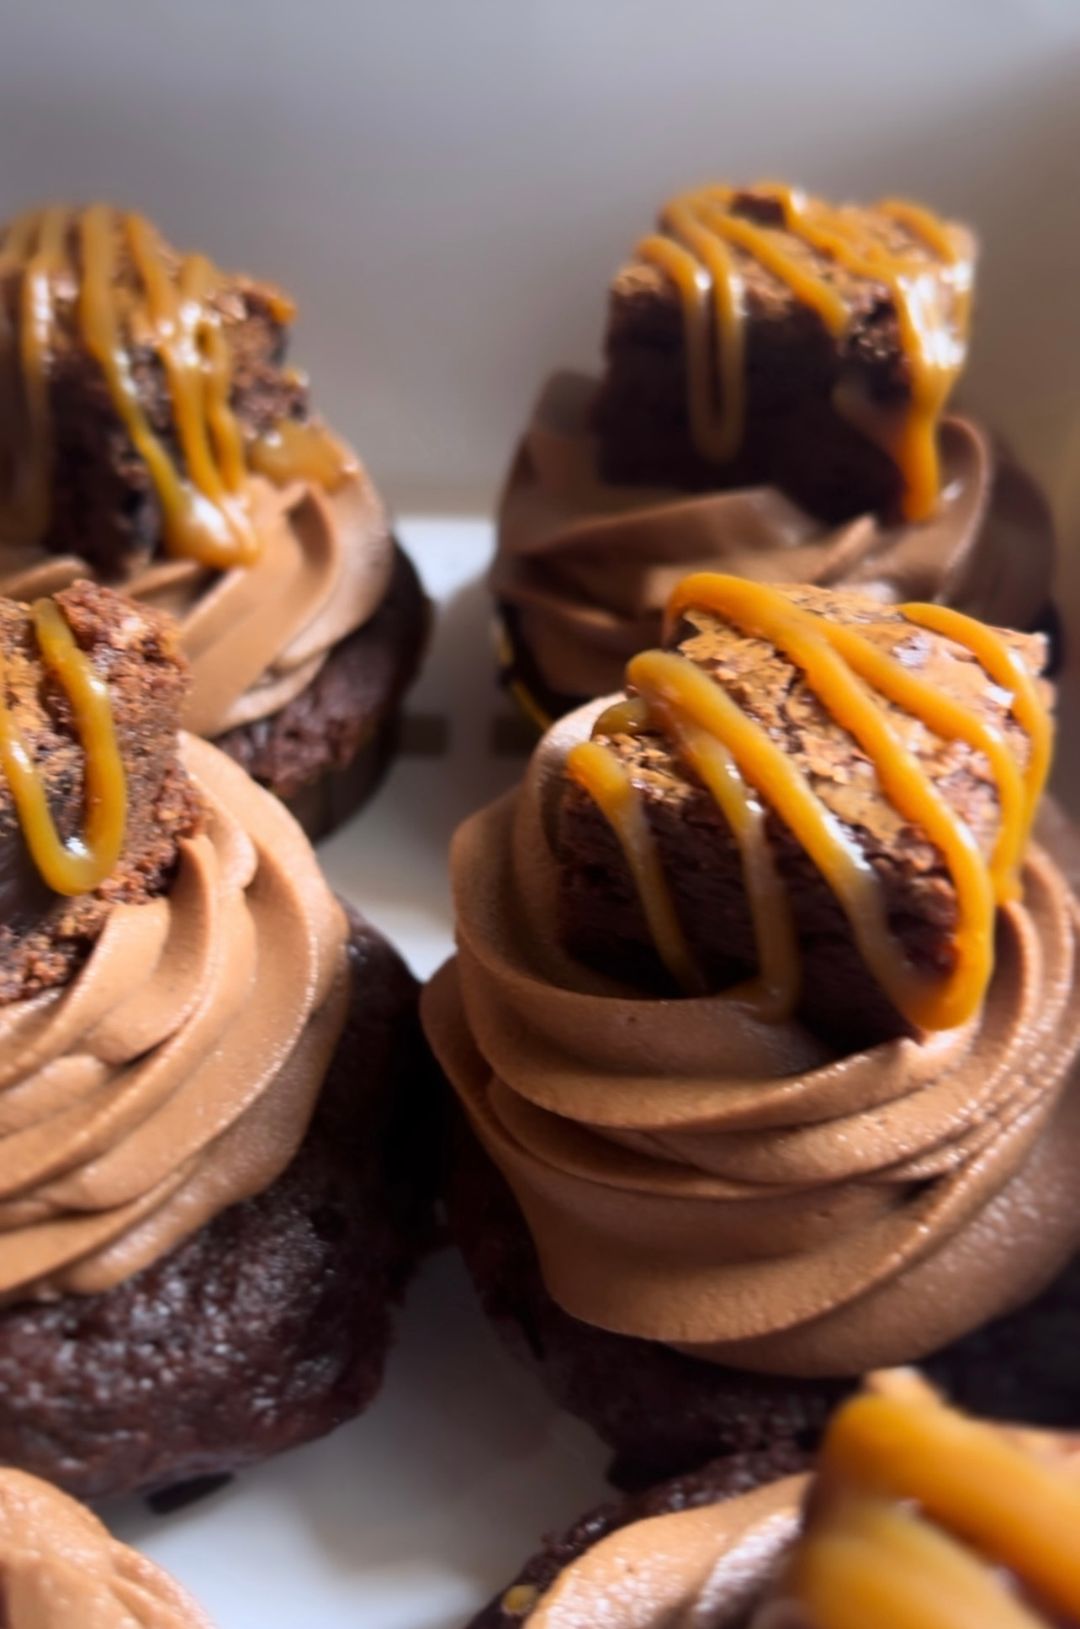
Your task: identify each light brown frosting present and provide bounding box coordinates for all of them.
[527,1476,806,1629]
[0,1468,214,1628]
[0,732,348,1302]
[492,373,1056,702]
[0,464,393,738]
[422,701,1080,1377]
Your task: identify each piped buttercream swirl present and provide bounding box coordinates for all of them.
[492,374,1056,704]
[422,702,1080,1377]
[0,732,348,1302]
[0,1468,214,1628]
[0,465,393,737]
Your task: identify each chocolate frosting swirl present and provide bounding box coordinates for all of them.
[493,374,1057,703]
[422,702,1080,1377]
[0,733,348,1302]
[0,465,392,737]
[0,1468,214,1628]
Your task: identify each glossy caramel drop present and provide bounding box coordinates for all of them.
[250,419,358,492]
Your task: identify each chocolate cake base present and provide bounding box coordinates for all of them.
[468,1442,808,1629]
[448,1116,1080,1492]
[496,597,1066,734]
[216,543,430,841]
[0,908,438,1504]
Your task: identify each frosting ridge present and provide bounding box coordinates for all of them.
[0,466,393,737]
[0,731,348,1301]
[423,701,1080,1377]
[492,373,1056,705]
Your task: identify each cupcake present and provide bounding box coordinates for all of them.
[423,573,1080,1487]
[0,203,428,838]
[472,1369,1080,1629]
[0,1467,214,1626]
[492,183,1057,722]
[0,580,430,1500]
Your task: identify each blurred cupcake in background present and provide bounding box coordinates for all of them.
[0,203,429,837]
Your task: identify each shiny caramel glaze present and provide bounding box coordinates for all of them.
[568,574,1048,1030]
[0,596,125,894]
[0,205,343,567]
[637,185,973,522]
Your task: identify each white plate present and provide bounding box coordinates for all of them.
[110,516,611,1629]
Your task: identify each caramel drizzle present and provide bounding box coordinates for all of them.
[567,575,1048,1031]
[0,598,125,895]
[249,417,357,493]
[637,184,973,522]
[788,1385,1080,1627]
[0,204,344,567]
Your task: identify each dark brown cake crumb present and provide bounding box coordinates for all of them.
[557,584,1046,1047]
[0,580,200,1003]
[593,188,974,522]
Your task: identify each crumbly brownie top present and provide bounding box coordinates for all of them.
[0,581,200,1001]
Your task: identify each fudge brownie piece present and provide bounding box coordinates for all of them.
[593,187,974,522]
[449,1111,1080,1496]
[216,542,430,839]
[557,584,1045,1047]
[468,1434,807,1629]
[0,218,306,575]
[0,582,200,1002]
[0,907,437,1503]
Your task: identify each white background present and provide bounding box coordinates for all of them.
[4,3,1080,1623]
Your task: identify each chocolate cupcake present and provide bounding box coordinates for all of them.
[472,1369,1080,1629]
[0,581,431,1500]
[0,1466,215,1626]
[0,204,429,838]
[492,184,1057,722]
[424,573,1080,1487]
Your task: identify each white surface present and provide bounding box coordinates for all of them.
[110,515,614,1629]
[1,2,1080,508]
